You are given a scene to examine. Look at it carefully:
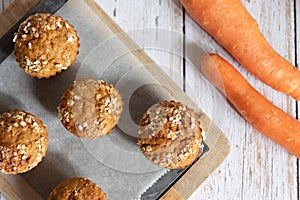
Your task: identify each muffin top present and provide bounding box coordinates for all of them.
[13,13,79,78]
[0,110,48,174]
[48,177,107,200]
[58,78,123,138]
[138,100,204,169]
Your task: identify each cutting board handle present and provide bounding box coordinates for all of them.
[0,175,23,200]
[160,187,185,200]
[0,0,39,38]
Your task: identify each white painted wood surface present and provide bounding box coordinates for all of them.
[0,0,299,199]
[1,0,10,10]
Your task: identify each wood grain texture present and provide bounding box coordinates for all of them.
[173,132,230,199]
[94,0,229,199]
[0,176,22,200]
[0,0,298,199]
[160,187,184,200]
[0,0,229,200]
[240,2,297,199]
[0,0,39,38]
[86,4,229,199]
[185,0,298,199]
[296,0,300,197]
[1,0,11,10]
[95,0,184,88]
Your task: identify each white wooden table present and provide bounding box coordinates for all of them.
[0,0,299,199]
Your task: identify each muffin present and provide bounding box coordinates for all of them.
[48,177,107,200]
[13,13,79,78]
[137,100,204,169]
[0,110,48,174]
[58,78,123,138]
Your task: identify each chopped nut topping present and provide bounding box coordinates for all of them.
[20,121,26,127]
[14,13,79,78]
[13,34,17,43]
[138,100,203,169]
[55,63,62,68]
[58,79,123,138]
[0,110,48,174]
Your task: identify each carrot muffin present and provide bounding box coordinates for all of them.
[0,110,48,174]
[48,177,107,200]
[58,78,123,138]
[13,13,79,78]
[137,100,204,169]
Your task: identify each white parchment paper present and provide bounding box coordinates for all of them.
[0,0,227,199]
[0,0,174,199]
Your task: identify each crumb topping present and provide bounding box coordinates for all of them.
[0,110,48,174]
[137,100,203,169]
[13,13,79,78]
[48,177,107,200]
[58,79,123,138]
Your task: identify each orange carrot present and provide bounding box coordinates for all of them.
[201,54,300,158]
[181,0,300,100]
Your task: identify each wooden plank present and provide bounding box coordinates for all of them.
[0,176,22,200]
[93,1,230,199]
[160,187,184,200]
[184,2,245,200]
[96,0,184,88]
[0,1,3,191]
[0,0,230,199]
[185,0,298,199]
[1,0,11,10]
[173,132,230,199]
[0,0,39,38]
[0,174,42,200]
[1,0,298,199]
[296,0,300,197]
[240,1,297,199]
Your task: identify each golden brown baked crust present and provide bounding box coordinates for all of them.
[137,100,204,169]
[48,177,107,200]
[13,13,79,78]
[58,78,123,138]
[0,110,48,174]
